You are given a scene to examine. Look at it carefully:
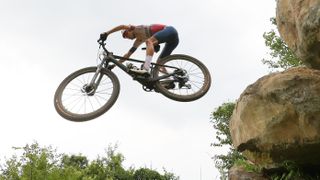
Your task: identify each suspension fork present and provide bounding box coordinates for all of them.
[88,58,107,93]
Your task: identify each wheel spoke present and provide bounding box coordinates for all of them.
[189,79,204,84]
[61,92,83,102]
[94,95,102,107]
[87,96,95,112]
[69,82,83,89]
[188,72,204,78]
[189,81,201,90]
[95,94,108,101]
[68,95,84,113]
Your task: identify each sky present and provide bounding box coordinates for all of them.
[0,0,276,179]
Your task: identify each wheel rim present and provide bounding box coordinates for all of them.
[157,58,207,97]
[59,71,114,116]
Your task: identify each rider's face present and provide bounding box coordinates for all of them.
[125,30,135,40]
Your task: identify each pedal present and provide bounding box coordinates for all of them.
[126,63,138,70]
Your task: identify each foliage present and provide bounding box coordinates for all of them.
[62,154,88,170]
[210,102,245,179]
[271,161,302,180]
[211,102,235,147]
[162,168,180,180]
[269,161,320,180]
[134,168,162,180]
[133,168,179,180]
[234,159,261,173]
[262,18,303,71]
[0,142,179,180]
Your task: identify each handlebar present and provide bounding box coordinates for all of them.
[97,39,110,54]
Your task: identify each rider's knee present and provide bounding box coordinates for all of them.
[147,37,158,46]
[146,39,154,46]
[146,39,152,45]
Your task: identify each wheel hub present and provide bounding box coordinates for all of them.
[81,84,95,96]
[174,69,189,82]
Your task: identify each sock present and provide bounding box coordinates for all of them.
[143,55,152,70]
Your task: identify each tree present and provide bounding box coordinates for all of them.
[0,142,179,180]
[134,168,162,180]
[262,18,302,71]
[104,144,134,180]
[211,102,244,179]
[62,154,88,170]
[0,155,21,180]
[19,142,60,180]
[162,168,180,180]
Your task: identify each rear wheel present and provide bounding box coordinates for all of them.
[54,67,120,122]
[153,54,211,102]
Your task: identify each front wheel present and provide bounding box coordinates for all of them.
[153,54,211,102]
[54,67,120,122]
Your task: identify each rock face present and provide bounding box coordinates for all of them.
[276,0,320,69]
[230,67,320,168]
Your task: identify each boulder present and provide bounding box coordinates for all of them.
[230,67,320,168]
[276,0,320,69]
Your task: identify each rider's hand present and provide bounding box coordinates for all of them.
[99,32,108,41]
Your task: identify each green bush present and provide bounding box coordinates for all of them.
[0,142,179,180]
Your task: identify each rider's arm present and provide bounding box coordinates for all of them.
[103,25,133,35]
[119,39,143,64]
[119,52,133,64]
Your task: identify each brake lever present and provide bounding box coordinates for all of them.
[97,39,106,46]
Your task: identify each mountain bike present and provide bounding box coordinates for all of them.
[54,39,211,122]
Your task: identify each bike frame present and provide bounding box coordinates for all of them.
[89,41,184,91]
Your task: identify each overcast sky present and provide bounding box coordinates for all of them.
[0,0,276,179]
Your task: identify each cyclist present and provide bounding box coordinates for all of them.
[99,24,179,74]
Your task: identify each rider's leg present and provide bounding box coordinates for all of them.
[144,37,158,70]
[158,38,179,59]
[157,38,179,74]
[153,26,179,73]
